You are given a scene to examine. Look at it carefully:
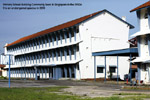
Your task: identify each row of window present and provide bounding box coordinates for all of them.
[14,44,79,65]
[9,64,77,79]
[7,26,79,55]
[97,66,117,73]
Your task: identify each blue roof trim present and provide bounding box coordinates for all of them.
[92,48,138,56]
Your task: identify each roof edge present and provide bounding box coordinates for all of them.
[130,1,150,12]
[6,9,134,47]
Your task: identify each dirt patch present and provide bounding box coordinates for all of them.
[62,86,150,98]
[62,86,120,97]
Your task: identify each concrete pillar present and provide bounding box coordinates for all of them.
[45,67,47,79]
[35,67,37,80]
[94,56,96,81]
[117,56,119,83]
[24,67,26,80]
[137,63,141,84]
[30,68,31,78]
[53,67,55,79]
[69,66,72,78]
[64,67,67,78]
[41,68,43,79]
[74,65,76,79]
[130,54,132,83]
[104,56,107,82]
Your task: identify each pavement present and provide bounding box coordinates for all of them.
[0,79,150,97]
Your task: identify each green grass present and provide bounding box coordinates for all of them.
[0,87,150,100]
[0,76,7,80]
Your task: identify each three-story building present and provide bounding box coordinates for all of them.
[3,9,134,80]
[131,1,150,84]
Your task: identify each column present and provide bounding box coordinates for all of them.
[21,68,23,80]
[74,45,76,60]
[41,68,43,79]
[56,49,58,61]
[55,68,58,80]
[104,56,106,82]
[56,32,58,45]
[137,63,141,84]
[30,68,31,78]
[29,40,32,51]
[147,8,150,29]
[53,67,55,79]
[38,68,41,78]
[136,10,141,30]
[52,34,54,46]
[38,53,40,63]
[25,55,26,65]
[32,40,34,50]
[64,30,67,43]
[64,48,67,61]
[35,54,37,64]
[130,54,132,83]
[47,34,51,47]
[41,37,44,48]
[117,56,119,83]
[48,51,51,62]
[147,34,150,55]
[33,69,35,78]
[33,54,34,64]
[52,50,54,62]
[35,38,38,49]
[74,27,76,41]
[41,52,43,63]
[45,51,47,63]
[69,47,72,60]
[69,29,72,42]
[69,66,72,78]
[64,67,67,78]
[35,67,37,80]
[38,38,41,49]
[48,67,50,80]
[44,36,47,48]
[60,31,62,44]
[74,65,76,79]
[24,67,26,80]
[94,56,96,81]
[45,67,47,79]
[60,48,62,61]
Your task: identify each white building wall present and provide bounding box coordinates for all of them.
[77,12,130,79]
[139,36,149,57]
[140,8,149,31]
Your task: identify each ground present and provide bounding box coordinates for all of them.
[0,79,150,98]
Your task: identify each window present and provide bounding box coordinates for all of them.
[97,65,104,73]
[144,10,148,19]
[144,36,148,45]
[76,26,79,33]
[109,66,116,73]
[142,64,147,71]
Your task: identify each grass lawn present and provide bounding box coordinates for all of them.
[0,87,150,100]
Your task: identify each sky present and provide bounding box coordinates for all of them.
[0,0,148,54]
